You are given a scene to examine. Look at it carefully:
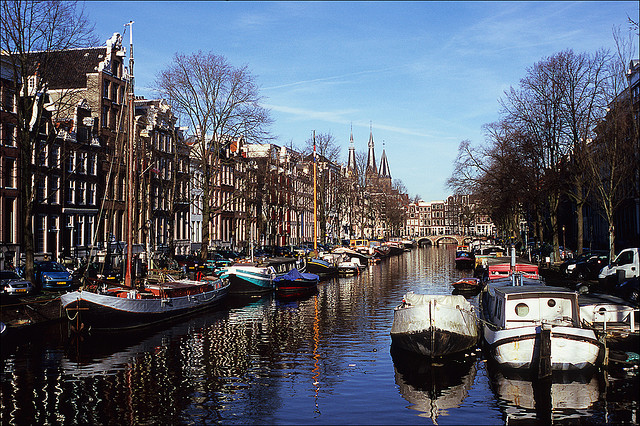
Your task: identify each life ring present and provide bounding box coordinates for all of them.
[195,271,203,281]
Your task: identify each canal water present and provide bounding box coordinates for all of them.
[1,246,638,424]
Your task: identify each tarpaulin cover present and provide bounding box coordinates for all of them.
[274,268,318,282]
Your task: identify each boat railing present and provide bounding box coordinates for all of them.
[584,305,640,334]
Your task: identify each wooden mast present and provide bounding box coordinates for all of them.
[313,131,317,253]
[125,21,135,287]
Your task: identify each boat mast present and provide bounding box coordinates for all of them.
[313,131,317,253]
[125,21,135,287]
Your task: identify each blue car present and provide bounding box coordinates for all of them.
[27,261,73,290]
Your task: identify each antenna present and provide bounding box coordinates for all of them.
[125,21,135,86]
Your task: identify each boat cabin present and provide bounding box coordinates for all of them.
[487,263,539,280]
[483,285,580,330]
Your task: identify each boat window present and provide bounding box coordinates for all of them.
[515,303,529,317]
[547,299,556,308]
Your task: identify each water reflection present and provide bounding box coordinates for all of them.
[391,347,478,423]
[486,357,604,423]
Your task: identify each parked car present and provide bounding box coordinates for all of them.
[0,270,34,295]
[570,253,610,280]
[560,250,605,276]
[20,261,74,290]
[615,277,639,306]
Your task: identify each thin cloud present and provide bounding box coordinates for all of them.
[265,103,437,139]
[262,65,408,91]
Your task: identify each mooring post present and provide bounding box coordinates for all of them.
[537,326,552,379]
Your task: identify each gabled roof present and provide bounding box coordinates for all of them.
[27,47,107,89]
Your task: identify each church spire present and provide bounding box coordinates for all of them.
[347,123,356,174]
[379,141,391,179]
[366,121,377,175]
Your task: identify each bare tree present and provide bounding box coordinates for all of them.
[1,0,96,282]
[156,51,271,261]
[553,49,610,255]
[586,27,638,259]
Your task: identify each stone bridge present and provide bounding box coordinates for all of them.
[416,235,473,247]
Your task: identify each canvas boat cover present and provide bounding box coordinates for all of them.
[403,292,470,308]
[274,268,319,282]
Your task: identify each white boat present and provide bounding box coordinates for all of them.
[578,292,639,348]
[60,274,229,331]
[391,292,479,357]
[480,280,603,373]
[337,256,364,276]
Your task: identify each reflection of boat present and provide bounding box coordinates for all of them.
[480,278,603,373]
[274,268,319,298]
[61,274,229,331]
[391,346,477,421]
[222,264,277,295]
[391,292,478,357]
[487,364,601,423]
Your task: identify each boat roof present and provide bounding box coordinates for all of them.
[495,285,575,297]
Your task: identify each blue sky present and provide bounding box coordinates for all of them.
[83,1,638,201]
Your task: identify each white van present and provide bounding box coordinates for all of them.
[598,248,639,288]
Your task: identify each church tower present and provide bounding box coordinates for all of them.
[365,122,377,188]
[378,142,392,188]
[347,123,357,177]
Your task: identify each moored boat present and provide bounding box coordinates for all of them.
[452,277,483,294]
[303,257,338,279]
[455,250,475,270]
[480,280,603,374]
[578,292,639,350]
[274,268,319,298]
[391,292,479,357]
[337,257,362,276]
[60,274,229,331]
[221,264,277,295]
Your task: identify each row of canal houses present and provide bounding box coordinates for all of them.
[0,32,414,269]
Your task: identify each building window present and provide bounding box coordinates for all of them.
[79,152,87,174]
[49,175,59,204]
[88,182,96,205]
[67,151,75,173]
[36,177,46,202]
[3,157,16,188]
[2,122,16,146]
[67,180,75,204]
[102,106,109,128]
[88,153,97,175]
[77,181,86,205]
[37,142,48,166]
[2,88,14,111]
[103,80,110,99]
[50,145,60,168]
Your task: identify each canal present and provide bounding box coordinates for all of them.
[1,246,638,424]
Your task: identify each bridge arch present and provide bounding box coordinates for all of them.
[414,235,470,247]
